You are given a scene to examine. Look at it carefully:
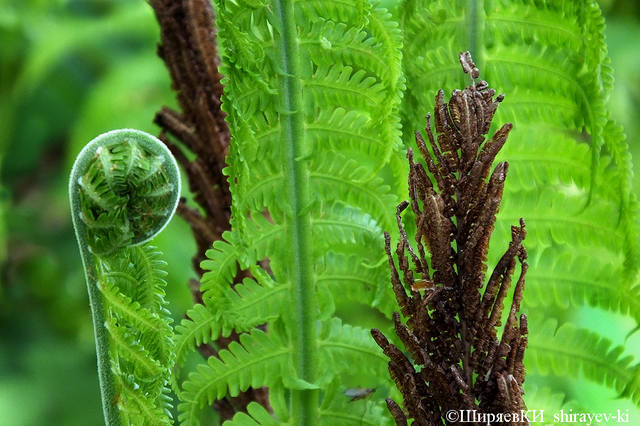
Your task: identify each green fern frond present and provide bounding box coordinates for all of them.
[522,385,584,420]
[523,251,640,324]
[177,0,404,422]
[526,319,640,406]
[98,278,167,335]
[178,328,311,423]
[174,304,222,368]
[222,387,391,426]
[97,247,175,425]
[222,402,290,426]
[113,373,172,425]
[211,276,288,332]
[105,317,165,380]
[316,252,395,318]
[200,231,241,288]
[319,397,390,426]
[305,65,386,113]
[400,0,636,280]
[317,318,389,386]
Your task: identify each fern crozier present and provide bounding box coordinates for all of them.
[70,129,180,425]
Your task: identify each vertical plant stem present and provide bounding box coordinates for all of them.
[78,249,120,425]
[273,0,318,423]
[70,157,120,426]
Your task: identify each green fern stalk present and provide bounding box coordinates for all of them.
[273,0,319,422]
[69,129,181,425]
[174,0,405,423]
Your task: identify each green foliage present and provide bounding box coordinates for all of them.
[526,319,640,404]
[3,0,640,424]
[174,0,404,423]
[400,0,640,414]
[176,0,640,421]
[69,130,181,425]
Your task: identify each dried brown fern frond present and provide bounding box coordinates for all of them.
[372,52,529,425]
[151,0,231,277]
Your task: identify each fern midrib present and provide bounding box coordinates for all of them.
[273,0,318,424]
[234,283,288,314]
[485,16,580,42]
[497,214,623,237]
[99,282,162,332]
[319,340,387,362]
[70,183,119,426]
[189,346,291,404]
[81,259,120,425]
[527,340,631,387]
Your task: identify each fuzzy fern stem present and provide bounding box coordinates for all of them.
[69,129,180,425]
[273,0,319,423]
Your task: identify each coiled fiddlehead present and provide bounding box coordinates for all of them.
[69,129,181,425]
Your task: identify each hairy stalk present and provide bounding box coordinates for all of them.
[69,129,180,425]
[274,0,318,422]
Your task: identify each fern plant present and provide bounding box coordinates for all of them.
[172,1,407,424]
[69,129,181,425]
[68,0,640,423]
[400,0,640,411]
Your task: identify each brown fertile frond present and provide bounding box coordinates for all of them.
[372,52,529,425]
[151,0,231,276]
[150,0,269,419]
[386,399,408,426]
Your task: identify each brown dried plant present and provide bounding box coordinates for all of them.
[150,0,230,278]
[372,52,529,425]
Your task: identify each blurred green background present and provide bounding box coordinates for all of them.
[0,0,638,424]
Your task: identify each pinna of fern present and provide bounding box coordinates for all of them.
[372,52,528,425]
[173,0,405,424]
[69,129,180,425]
